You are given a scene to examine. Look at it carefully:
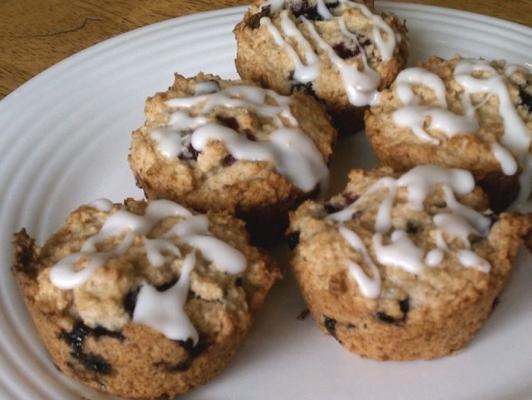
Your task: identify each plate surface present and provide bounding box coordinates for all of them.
[0,3,531,399]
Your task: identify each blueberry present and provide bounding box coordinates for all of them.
[343,192,359,205]
[486,212,499,227]
[297,308,310,320]
[325,1,340,10]
[519,86,532,112]
[217,116,240,131]
[247,5,271,29]
[399,297,410,320]
[123,287,140,318]
[324,203,343,213]
[435,201,447,208]
[91,326,125,341]
[75,352,112,374]
[286,231,300,249]
[290,81,315,96]
[324,316,337,336]
[178,143,200,161]
[154,338,210,372]
[222,154,237,167]
[359,38,372,47]
[244,130,257,141]
[375,312,396,324]
[376,298,410,324]
[469,234,484,244]
[406,221,419,234]
[291,0,322,20]
[333,42,360,59]
[58,321,121,375]
[155,278,178,292]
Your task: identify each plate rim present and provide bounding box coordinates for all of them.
[0,3,531,400]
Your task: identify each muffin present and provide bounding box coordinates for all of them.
[234,0,408,134]
[129,73,336,245]
[365,55,532,212]
[288,165,531,360]
[12,198,280,399]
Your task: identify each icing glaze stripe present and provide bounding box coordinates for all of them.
[333,166,492,298]
[154,84,328,192]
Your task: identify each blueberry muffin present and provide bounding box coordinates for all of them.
[12,198,280,399]
[129,73,336,245]
[288,165,531,360]
[365,56,532,212]
[234,0,408,134]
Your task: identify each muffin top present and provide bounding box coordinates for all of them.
[367,56,532,209]
[289,165,530,321]
[17,198,279,344]
[129,73,335,212]
[235,0,408,107]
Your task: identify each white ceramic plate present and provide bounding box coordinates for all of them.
[0,3,531,399]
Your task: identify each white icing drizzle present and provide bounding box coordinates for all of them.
[89,198,113,212]
[491,142,518,175]
[279,10,320,82]
[265,0,285,12]
[152,84,328,192]
[133,252,199,343]
[340,0,396,62]
[269,127,330,191]
[395,67,448,107]
[191,123,276,162]
[332,166,492,298]
[150,128,186,158]
[391,59,532,208]
[430,212,490,273]
[50,253,109,290]
[190,123,328,192]
[339,226,381,298]
[166,85,292,121]
[397,166,476,211]
[165,214,247,274]
[373,230,424,274]
[50,199,246,290]
[440,186,491,235]
[144,238,181,267]
[168,111,209,130]
[372,178,397,233]
[454,59,531,157]
[194,81,220,95]
[393,105,479,145]
[424,229,445,267]
[260,0,399,106]
[433,213,479,245]
[330,166,477,219]
[316,0,334,19]
[392,67,479,143]
[302,17,380,106]
[456,249,491,273]
[431,211,490,272]
[261,13,319,83]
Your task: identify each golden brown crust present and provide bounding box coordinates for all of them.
[365,55,532,211]
[288,167,531,360]
[12,200,281,399]
[128,73,336,245]
[234,1,409,134]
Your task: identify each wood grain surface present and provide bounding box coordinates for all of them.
[0,0,530,99]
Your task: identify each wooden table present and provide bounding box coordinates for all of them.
[1,0,530,99]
